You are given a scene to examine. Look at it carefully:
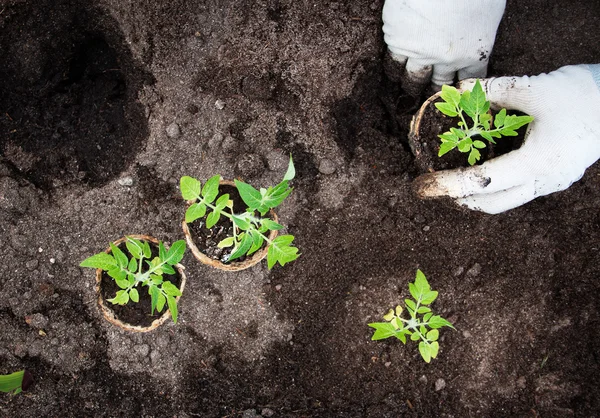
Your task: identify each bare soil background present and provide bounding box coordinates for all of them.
[1,0,599,417]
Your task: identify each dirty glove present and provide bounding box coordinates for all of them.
[382,0,506,89]
[414,64,600,214]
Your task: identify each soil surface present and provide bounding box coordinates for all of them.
[1,0,599,417]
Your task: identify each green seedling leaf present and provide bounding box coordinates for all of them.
[368,322,397,340]
[261,219,284,231]
[457,137,473,153]
[267,235,299,269]
[149,285,160,315]
[80,253,117,270]
[157,293,167,313]
[434,102,458,117]
[235,180,263,210]
[468,148,481,165]
[218,237,235,248]
[162,281,182,297]
[206,210,221,229]
[167,295,178,324]
[229,233,253,262]
[439,84,461,107]
[283,155,296,181]
[126,237,144,260]
[473,140,486,149]
[405,299,416,311]
[438,141,457,157]
[428,315,455,329]
[162,264,175,275]
[129,288,139,303]
[232,214,251,230]
[421,290,439,305]
[110,243,128,269]
[108,290,129,305]
[128,257,137,273]
[410,332,421,342]
[215,194,230,210]
[0,370,27,395]
[419,342,432,363]
[247,230,264,256]
[180,176,202,201]
[142,241,152,259]
[185,202,207,223]
[426,329,439,342]
[494,108,507,128]
[383,309,395,321]
[201,175,221,203]
[164,240,186,265]
[429,341,440,359]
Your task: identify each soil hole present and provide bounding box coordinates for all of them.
[0,0,151,190]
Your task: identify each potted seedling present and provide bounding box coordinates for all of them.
[368,270,454,363]
[80,235,186,332]
[180,156,299,271]
[408,80,534,172]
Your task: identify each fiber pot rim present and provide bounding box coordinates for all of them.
[182,179,278,272]
[95,234,187,332]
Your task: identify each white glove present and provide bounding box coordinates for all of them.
[382,0,506,88]
[414,64,600,214]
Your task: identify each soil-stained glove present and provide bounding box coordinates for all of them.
[382,0,506,89]
[414,64,600,214]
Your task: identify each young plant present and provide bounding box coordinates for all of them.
[80,237,186,324]
[180,156,299,269]
[0,370,32,395]
[435,79,534,165]
[368,270,454,363]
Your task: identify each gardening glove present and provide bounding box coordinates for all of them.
[414,64,600,214]
[382,0,506,90]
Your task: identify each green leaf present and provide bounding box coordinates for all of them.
[469,79,489,115]
[368,322,396,340]
[159,242,167,262]
[247,231,265,256]
[0,370,25,394]
[405,299,416,311]
[428,315,455,329]
[110,243,128,269]
[108,289,129,305]
[80,252,117,270]
[457,137,473,153]
[162,281,182,297]
[206,210,221,229]
[410,332,421,341]
[149,285,160,315]
[185,202,207,223]
[480,112,492,130]
[283,155,296,181]
[215,194,230,210]
[383,309,395,321]
[423,312,433,322]
[235,180,263,210]
[201,175,221,203]
[434,102,458,117]
[126,237,144,260]
[115,276,130,289]
[232,214,251,230]
[164,240,186,265]
[479,131,493,142]
[229,232,253,262]
[493,108,507,128]
[439,84,461,107]
[162,264,175,275]
[450,127,466,139]
[391,316,402,330]
[180,176,202,201]
[417,306,431,314]
[429,341,440,359]
[261,219,284,231]
[108,267,127,282]
[468,148,481,165]
[421,290,439,305]
[459,90,475,118]
[128,257,137,273]
[217,237,235,248]
[439,131,460,143]
[157,292,166,312]
[129,288,139,303]
[473,140,486,149]
[267,235,299,269]
[167,296,178,324]
[395,330,408,344]
[419,342,432,363]
[426,329,439,342]
[438,141,457,157]
[142,241,152,259]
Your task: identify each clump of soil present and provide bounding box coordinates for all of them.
[99,241,182,327]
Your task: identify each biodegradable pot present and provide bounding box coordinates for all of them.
[409,91,524,173]
[182,180,278,271]
[95,234,187,332]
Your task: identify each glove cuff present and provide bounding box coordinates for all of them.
[588,64,600,90]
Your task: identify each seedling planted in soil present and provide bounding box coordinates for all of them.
[435,80,534,165]
[0,370,32,395]
[369,270,454,363]
[80,237,186,324]
[181,156,299,269]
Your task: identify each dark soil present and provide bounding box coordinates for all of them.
[1,0,599,417]
[415,98,525,172]
[100,241,182,327]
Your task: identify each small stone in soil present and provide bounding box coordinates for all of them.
[467,263,482,277]
[215,99,226,110]
[318,158,336,175]
[435,378,446,391]
[118,176,134,186]
[166,122,181,138]
[275,284,282,291]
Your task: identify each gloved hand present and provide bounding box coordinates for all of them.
[382,0,506,90]
[414,64,600,214]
